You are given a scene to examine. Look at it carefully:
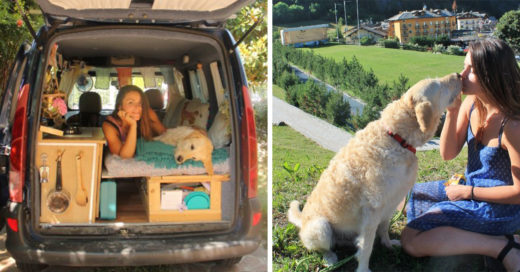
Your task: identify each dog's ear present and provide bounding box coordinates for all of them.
[415,101,434,133]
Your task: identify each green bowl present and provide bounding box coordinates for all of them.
[184,191,210,210]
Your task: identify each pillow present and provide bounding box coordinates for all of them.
[208,101,231,148]
[179,99,209,129]
[163,98,209,130]
[208,111,230,148]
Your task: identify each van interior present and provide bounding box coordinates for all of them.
[35,28,235,229]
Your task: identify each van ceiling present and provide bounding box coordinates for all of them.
[55,29,221,63]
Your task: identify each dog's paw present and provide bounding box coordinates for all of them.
[381,238,401,248]
[323,251,338,267]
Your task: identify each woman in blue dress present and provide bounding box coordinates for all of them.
[401,39,520,271]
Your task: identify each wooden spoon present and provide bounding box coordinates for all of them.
[75,153,88,206]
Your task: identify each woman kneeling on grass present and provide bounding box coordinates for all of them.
[401,39,520,270]
[103,85,166,158]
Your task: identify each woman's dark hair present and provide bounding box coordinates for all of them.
[111,85,153,140]
[469,39,520,142]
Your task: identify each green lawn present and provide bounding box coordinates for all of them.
[272,125,484,272]
[307,45,465,87]
[273,84,286,101]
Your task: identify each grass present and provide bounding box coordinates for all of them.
[272,125,486,272]
[273,84,286,101]
[307,45,465,87]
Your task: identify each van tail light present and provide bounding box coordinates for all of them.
[7,218,19,232]
[252,212,262,227]
[240,85,258,199]
[9,84,29,203]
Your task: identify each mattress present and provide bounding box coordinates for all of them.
[103,139,230,177]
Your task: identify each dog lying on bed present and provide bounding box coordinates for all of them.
[288,73,462,272]
[154,126,214,175]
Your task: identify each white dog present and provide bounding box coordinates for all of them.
[288,73,462,272]
[154,126,214,175]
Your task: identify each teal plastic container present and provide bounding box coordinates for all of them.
[184,191,210,210]
[99,180,117,219]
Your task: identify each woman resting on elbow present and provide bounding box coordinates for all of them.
[102,85,166,158]
[401,39,520,271]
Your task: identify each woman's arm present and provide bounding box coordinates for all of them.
[148,108,166,136]
[445,119,520,204]
[440,95,472,160]
[102,118,137,159]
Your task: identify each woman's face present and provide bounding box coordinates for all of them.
[460,52,483,95]
[119,90,142,121]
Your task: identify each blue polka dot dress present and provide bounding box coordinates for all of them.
[406,106,520,235]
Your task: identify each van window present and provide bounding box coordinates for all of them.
[67,77,119,110]
[67,71,169,110]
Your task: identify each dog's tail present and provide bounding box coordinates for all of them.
[287,200,302,228]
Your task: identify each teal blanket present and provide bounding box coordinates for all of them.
[135,139,229,169]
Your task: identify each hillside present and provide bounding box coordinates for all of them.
[274,0,517,25]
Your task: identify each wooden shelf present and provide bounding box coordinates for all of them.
[143,174,230,222]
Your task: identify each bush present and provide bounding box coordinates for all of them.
[410,36,434,47]
[432,44,445,54]
[277,70,299,90]
[447,45,464,55]
[285,84,301,107]
[402,43,427,52]
[326,92,350,127]
[297,81,330,118]
[380,38,400,49]
[360,36,376,46]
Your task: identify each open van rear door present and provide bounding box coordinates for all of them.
[36,0,254,25]
[0,43,29,228]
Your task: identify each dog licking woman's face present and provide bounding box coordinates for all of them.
[118,91,143,123]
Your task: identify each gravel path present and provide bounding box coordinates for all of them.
[273,96,441,152]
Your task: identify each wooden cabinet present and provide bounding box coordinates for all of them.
[37,127,105,224]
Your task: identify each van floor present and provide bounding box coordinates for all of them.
[96,179,148,223]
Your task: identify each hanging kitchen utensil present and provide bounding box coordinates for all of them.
[75,153,88,206]
[39,153,49,183]
[47,150,70,213]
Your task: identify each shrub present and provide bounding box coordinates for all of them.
[360,36,376,46]
[432,43,445,54]
[402,43,427,51]
[277,70,299,90]
[326,91,350,127]
[447,45,464,55]
[285,84,301,107]
[381,38,400,49]
[410,36,434,47]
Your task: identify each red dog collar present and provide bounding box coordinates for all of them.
[387,130,416,154]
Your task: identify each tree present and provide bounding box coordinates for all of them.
[495,10,520,53]
[227,0,267,90]
[273,2,289,24]
[0,0,42,91]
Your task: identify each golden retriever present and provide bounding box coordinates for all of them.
[154,126,214,175]
[288,73,462,272]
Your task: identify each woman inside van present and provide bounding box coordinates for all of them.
[102,85,166,158]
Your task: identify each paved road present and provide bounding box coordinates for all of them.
[290,65,366,116]
[273,96,352,153]
[273,96,441,152]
